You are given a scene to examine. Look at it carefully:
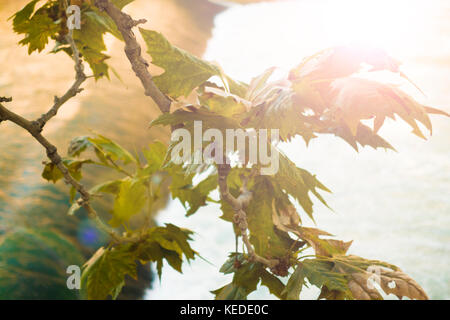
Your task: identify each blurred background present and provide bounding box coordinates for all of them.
[0,0,448,299]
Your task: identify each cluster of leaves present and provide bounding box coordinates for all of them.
[138,29,446,300]
[40,132,217,299]
[81,223,196,299]
[11,0,448,300]
[42,133,217,225]
[10,0,134,79]
[212,252,428,300]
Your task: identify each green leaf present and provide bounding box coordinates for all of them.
[300,259,350,294]
[185,174,218,216]
[282,259,351,300]
[109,177,147,227]
[149,224,196,261]
[165,164,218,216]
[142,141,168,175]
[88,134,136,165]
[161,248,183,273]
[232,262,263,295]
[135,224,197,279]
[10,0,40,33]
[218,253,288,299]
[81,245,137,300]
[282,264,305,300]
[42,158,93,183]
[212,283,248,300]
[72,6,129,79]
[274,152,330,221]
[68,179,123,216]
[219,253,245,275]
[140,28,222,98]
[18,11,60,54]
[260,269,286,299]
[222,174,293,258]
[90,179,123,195]
[10,1,61,54]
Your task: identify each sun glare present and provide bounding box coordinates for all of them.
[320,0,421,48]
[205,0,441,88]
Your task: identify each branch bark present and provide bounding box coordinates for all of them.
[217,163,279,269]
[0,101,119,240]
[95,0,171,114]
[34,31,87,130]
[0,29,119,241]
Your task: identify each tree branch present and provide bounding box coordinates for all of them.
[0,30,119,240]
[34,30,87,130]
[95,0,171,114]
[217,163,278,269]
[0,101,119,240]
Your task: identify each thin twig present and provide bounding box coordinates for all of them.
[34,30,87,130]
[0,29,118,240]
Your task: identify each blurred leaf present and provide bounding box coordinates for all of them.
[141,141,168,175]
[88,134,136,165]
[42,158,94,183]
[109,177,147,227]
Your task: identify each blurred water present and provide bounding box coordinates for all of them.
[147,0,450,299]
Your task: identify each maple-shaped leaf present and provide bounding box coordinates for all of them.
[245,176,294,258]
[140,28,225,99]
[211,283,248,300]
[10,1,126,79]
[108,177,147,227]
[275,220,352,258]
[217,254,286,300]
[331,255,429,300]
[283,260,351,300]
[325,122,396,151]
[81,245,138,300]
[10,1,60,54]
[147,224,196,262]
[327,77,433,138]
[288,45,449,149]
[346,268,429,300]
[134,225,196,279]
[274,152,330,221]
